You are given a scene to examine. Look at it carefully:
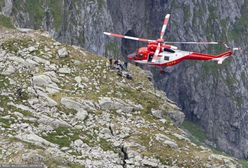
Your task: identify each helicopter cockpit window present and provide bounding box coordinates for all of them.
[164,48,175,53]
[164,56,170,61]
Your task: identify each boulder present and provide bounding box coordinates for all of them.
[28,46,37,53]
[22,150,44,163]
[38,115,71,128]
[58,67,71,74]
[99,97,139,113]
[151,109,164,119]
[15,132,57,147]
[74,139,84,147]
[168,111,185,127]
[61,97,90,121]
[33,75,52,87]
[75,76,82,84]
[58,47,69,58]
[17,28,34,33]
[2,65,15,75]
[163,140,178,149]
[61,97,82,112]
[75,109,88,121]
[32,56,50,65]
[142,159,159,167]
[155,133,178,149]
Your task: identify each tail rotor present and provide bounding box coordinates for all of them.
[223,43,242,52]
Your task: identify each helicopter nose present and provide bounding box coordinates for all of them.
[128,53,136,60]
[128,55,133,60]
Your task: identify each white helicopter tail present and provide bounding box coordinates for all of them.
[214,45,242,64]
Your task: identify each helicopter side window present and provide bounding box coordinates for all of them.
[164,48,175,53]
[164,56,170,61]
[148,53,153,62]
[139,54,143,58]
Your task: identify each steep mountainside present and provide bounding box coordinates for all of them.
[1,0,248,159]
[0,26,242,167]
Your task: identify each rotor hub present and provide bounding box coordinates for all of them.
[156,39,165,43]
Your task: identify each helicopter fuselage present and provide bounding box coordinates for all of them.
[128,44,233,66]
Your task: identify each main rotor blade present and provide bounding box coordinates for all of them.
[164,41,219,44]
[160,14,171,39]
[104,32,155,43]
[152,43,161,63]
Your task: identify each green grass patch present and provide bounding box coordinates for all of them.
[99,138,113,151]
[238,159,248,168]
[0,15,14,29]
[2,37,33,53]
[42,127,80,147]
[0,118,12,128]
[181,120,207,145]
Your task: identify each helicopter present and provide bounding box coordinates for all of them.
[104,14,241,72]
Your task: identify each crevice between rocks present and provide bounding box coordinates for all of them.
[120,145,128,168]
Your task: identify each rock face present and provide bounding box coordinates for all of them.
[1,0,248,160]
[0,28,241,167]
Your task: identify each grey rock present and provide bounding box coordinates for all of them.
[28,46,37,53]
[2,65,15,75]
[38,115,71,129]
[17,28,34,33]
[58,67,71,74]
[58,47,69,58]
[173,133,190,141]
[151,109,164,119]
[155,134,178,149]
[74,139,83,147]
[75,109,88,121]
[99,97,136,113]
[74,76,82,84]
[142,159,159,167]
[61,97,83,112]
[33,75,52,87]
[163,140,178,149]
[22,150,44,162]
[15,132,57,147]
[168,111,185,127]
[32,56,50,65]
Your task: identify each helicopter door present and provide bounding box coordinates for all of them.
[148,53,154,62]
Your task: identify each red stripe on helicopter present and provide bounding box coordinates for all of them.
[111,33,125,38]
[164,18,169,25]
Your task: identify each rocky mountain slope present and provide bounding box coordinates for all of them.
[1,0,248,160]
[0,26,243,167]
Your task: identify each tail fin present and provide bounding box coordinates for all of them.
[214,51,233,64]
[214,44,242,64]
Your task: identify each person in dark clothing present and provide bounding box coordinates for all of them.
[123,62,128,70]
[109,58,113,68]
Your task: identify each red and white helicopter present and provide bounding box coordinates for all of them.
[104,14,241,71]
